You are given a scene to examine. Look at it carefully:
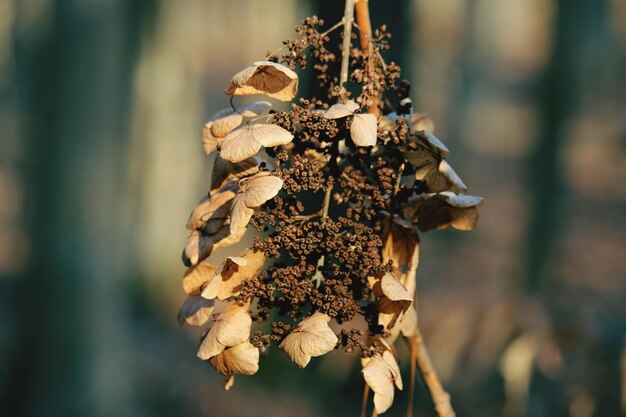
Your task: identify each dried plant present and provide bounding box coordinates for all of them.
[178,2,483,416]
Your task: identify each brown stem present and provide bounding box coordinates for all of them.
[354,0,379,116]
[407,330,457,417]
[408,337,417,417]
[360,383,370,417]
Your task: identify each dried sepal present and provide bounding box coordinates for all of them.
[279,312,338,368]
[370,273,413,330]
[324,100,377,147]
[211,113,243,138]
[230,172,283,234]
[220,124,294,162]
[209,341,260,376]
[238,101,272,117]
[182,230,216,267]
[226,61,298,101]
[324,100,360,119]
[182,261,217,295]
[381,214,420,299]
[203,122,221,156]
[197,302,252,360]
[177,296,215,326]
[211,156,260,193]
[404,192,484,232]
[186,185,237,231]
[202,248,266,300]
[351,113,377,147]
[361,347,403,414]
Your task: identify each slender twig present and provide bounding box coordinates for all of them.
[360,383,370,417]
[408,341,417,417]
[321,20,344,38]
[339,0,355,88]
[354,0,380,116]
[406,330,457,417]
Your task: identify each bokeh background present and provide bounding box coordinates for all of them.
[1,0,625,416]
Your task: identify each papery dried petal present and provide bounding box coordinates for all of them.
[177,295,215,326]
[362,354,396,414]
[220,124,293,162]
[182,262,216,295]
[197,302,252,360]
[209,341,260,376]
[240,172,283,208]
[202,122,221,155]
[351,113,378,147]
[279,312,338,368]
[406,192,484,232]
[202,248,265,300]
[211,156,260,194]
[211,113,243,138]
[323,100,359,119]
[186,186,236,231]
[226,61,298,101]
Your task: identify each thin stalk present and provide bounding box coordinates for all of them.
[360,383,370,417]
[339,0,355,88]
[406,330,457,417]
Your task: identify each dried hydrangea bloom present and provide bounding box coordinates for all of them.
[176,12,483,416]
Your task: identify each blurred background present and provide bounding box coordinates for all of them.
[1,0,625,416]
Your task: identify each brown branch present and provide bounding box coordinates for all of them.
[354,0,380,116]
[406,329,457,417]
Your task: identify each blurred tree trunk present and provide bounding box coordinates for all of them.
[525,0,581,293]
[7,1,150,416]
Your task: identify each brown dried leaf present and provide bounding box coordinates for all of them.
[186,186,236,231]
[182,230,215,267]
[405,192,484,232]
[182,262,217,295]
[229,195,255,235]
[209,341,260,376]
[279,312,338,368]
[211,156,260,193]
[197,302,252,360]
[220,124,293,162]
[202,122,221,155]
[351,113,378,147]
[382,216,420,292]
[370,273,413,330]
[202,248,265,300]
[177,295,215,326]
[182,223,246,267]
[361,349,403,414]
[226,61,298,101]
[211,113,243,138]
[229,172,283,234]
[239,171,283,207]
[399,307,418,338]
[238,101,272,117]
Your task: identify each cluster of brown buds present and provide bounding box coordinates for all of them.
[177,14,483,415]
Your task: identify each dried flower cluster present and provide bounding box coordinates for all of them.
[178,13,483,415]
